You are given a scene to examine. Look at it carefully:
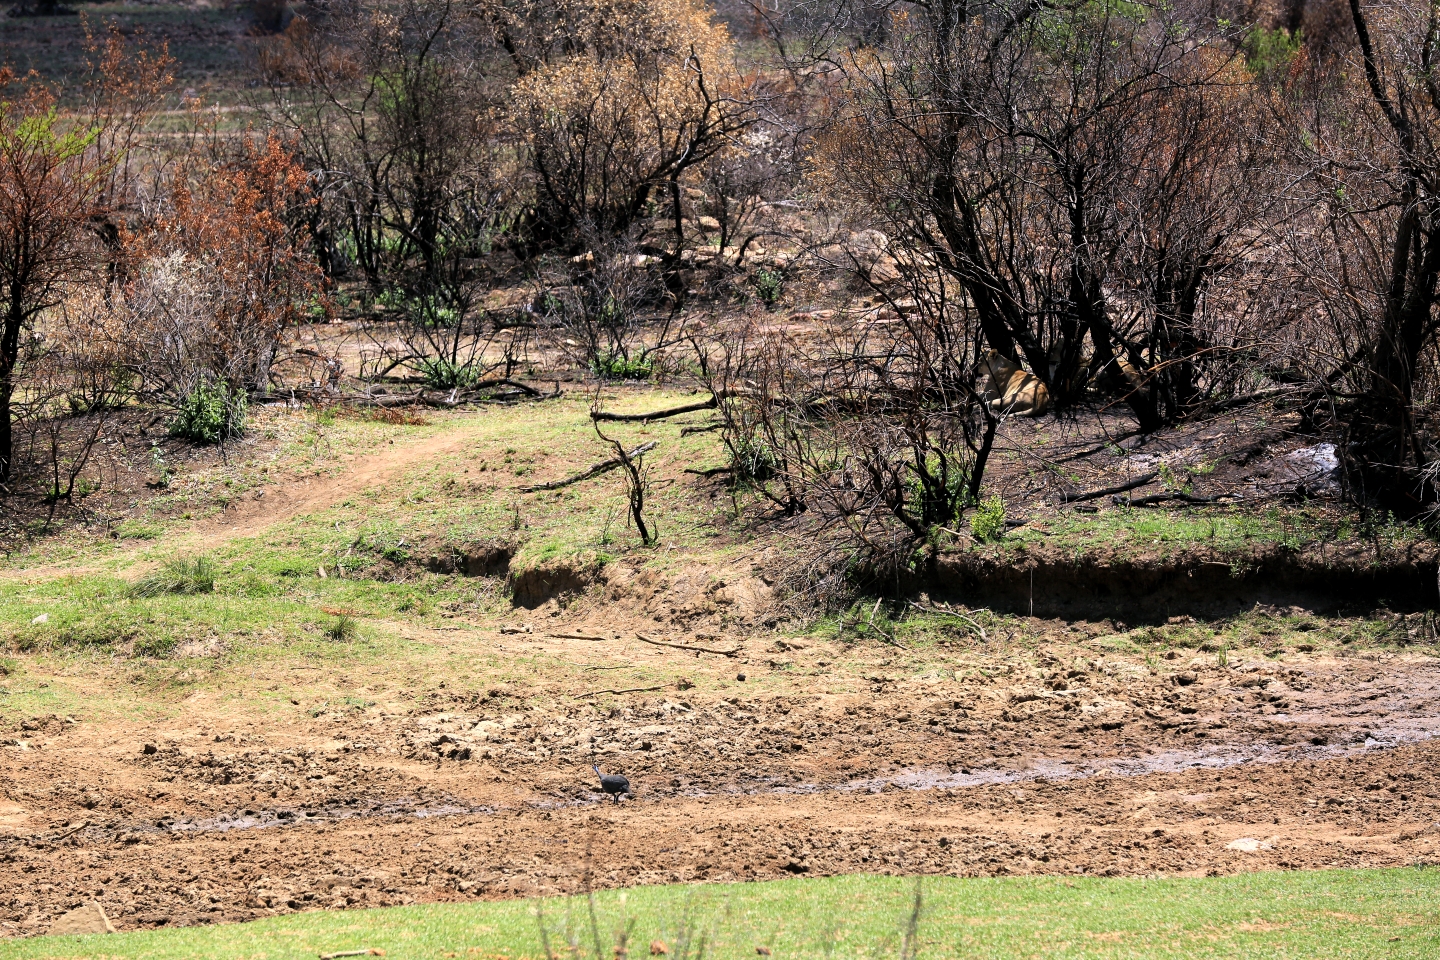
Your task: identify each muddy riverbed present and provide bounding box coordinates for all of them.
[3,642,1439,937]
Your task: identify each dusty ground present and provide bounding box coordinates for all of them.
[3,629,1438,937]
[2,383,1439,941]
[5,5,1437,946]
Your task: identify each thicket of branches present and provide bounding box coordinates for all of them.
[2,0,1439,562]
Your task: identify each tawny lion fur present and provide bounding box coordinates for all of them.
[980,350,1050,416]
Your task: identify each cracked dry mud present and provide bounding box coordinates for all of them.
[3,639,1439,937]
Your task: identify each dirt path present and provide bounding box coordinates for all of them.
[3,646,1437,937]
[192,428,482,547]
[0,424,485,585]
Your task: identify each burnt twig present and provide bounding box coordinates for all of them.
[635,633,741,656]
[591,395,717,422]
[576,684,669,698]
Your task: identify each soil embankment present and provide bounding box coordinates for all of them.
[934,542,1440,619]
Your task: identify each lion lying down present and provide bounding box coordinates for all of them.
[980,350,1050,416]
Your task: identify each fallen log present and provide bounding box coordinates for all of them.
[1113,491,1222,507]
[1059,471,1159,504]
[351,380,557,409]
[591,396,718,422]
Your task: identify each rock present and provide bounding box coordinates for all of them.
[48,901,116,936]
[30,613,48,624]
[697,216,721,231]
[868,256,901,286]
[1286,443,1340,496]
[141,743,157,755]
[736,673,747,682]
[650,941,669,956]
[1225,837,1271,852]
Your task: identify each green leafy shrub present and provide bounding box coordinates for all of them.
[1158,463,1192,493]
[416,357,482,389]
[170,380,247,443]
[907,453,972,531]
[411,296,460,329]
[1243,26,1302,77]
[130,557,217,598]
[753,267,785,307]
[592,351,654,381]
[380,289,460,328]
[970,495,1006,542]
[728,434,777,485]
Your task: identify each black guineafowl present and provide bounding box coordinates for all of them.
[594,764,630,803]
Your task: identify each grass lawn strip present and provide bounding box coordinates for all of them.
[2,870,1436,959]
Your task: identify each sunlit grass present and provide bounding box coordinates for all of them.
[4,870,1437,960]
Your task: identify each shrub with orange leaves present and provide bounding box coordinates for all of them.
[0,27,171,496]
[125,134,322,407]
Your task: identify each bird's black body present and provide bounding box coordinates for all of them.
[594,764,630,803]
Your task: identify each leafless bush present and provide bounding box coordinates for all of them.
[710,255,997,594]
[1272,0,1440,511]
[592,411,657,546]
[509,0,756,250]
[3,295,129,519]
[122,252,233,404]
[708,322,816,516]
[538,234,684,379]
[808,0,1275,431]
[259,0,511,295]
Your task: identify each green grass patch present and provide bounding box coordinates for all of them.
[4,870,1436,959]
[1001,504,1426,559]
[130,556,218,598]
[113,521,164,541]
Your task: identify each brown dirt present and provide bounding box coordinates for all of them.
[3,637,1438,937]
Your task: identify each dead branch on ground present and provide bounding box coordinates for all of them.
[521,441,657,493]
